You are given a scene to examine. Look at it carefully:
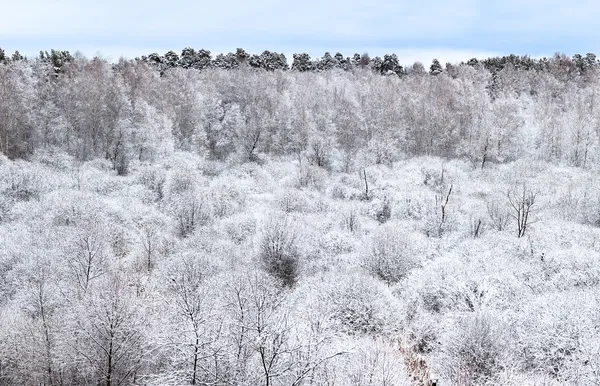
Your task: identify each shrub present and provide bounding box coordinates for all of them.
[326,273,401,336]
[375,198,392,224]
[340,207,361,233]
[363,225,419,284]
[0,196,13,222]
[276,189,308,213]
[295,164,327,190]
[137,166,166,201]
[171,192,212,238]
[208,182,245,218]
[259,217,300,287]
[437,313,509,385]
[222,213,256,244]
[0,163,43,201]
[515,293,596,382]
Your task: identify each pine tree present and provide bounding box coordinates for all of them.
[236,48,249,65]
[291,53,313,72]
[334,53,347,70]
[180,47,197,69]
[378,54,403,76]
[430,58,443,75]
[11,51,24,62]
[213,53,239,70]
[164,50,180,69]
[316,52,337,71]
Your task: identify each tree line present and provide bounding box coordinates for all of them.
[2,47,600,171]
[1,47,599,77]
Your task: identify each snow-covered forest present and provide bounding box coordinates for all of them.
[1,49,600,385]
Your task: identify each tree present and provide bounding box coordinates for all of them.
[73,276,148,386]
[0,61,35,158]
[430,59,443,76]
[315,52,338,72]
[291,53,313,72]
[507,185,538,238]
[164,256,223,385]
[164,50,180,69]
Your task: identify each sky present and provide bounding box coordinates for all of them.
[1,0,600,65]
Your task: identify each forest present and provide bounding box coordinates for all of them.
[1,47,600,385]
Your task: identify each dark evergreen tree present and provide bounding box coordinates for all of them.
[430,58,443,76]
[360,53,371,67]
[585,53,597,70]
[235,48,249,65]
[39,49,73,75]
[248,53,263,69]
[259,51,288,71]
[213,52,239,70]
[145,52,166,75]
[291,53,313,72]
[316,52,337,71]
[466,58,479,67]
[164,50,180,69]
[377,54,403,76]
[195,49,212,70]
[11,51,24,62]
[180,47,197,69]
[334,53,346,70]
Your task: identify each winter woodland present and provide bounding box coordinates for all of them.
[1,48,600,385]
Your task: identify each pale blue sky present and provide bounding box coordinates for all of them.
[1,0,599,65]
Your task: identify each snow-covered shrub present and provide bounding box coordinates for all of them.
[0,162,44,201]
[345,338,411,386]
[318,229,356,255]
[421,164,445,189]
[421,199,455,238]
[485,196,511,233]
[166,168,198,196]
[320,272,401,336]
[0,195,14,222]
[168,191,212,238]
[201,158,228,177]
[295,163,327,190]
[404,310,440,355]
[340,206,361,233]
[276,188,309,213]
[259,216,300,287]
[31,148,74,171]
[208,180,246,218]
[137,165,166,201]
[436,312,511,385]
[375,198,392,224]
[329,183,348,200]
[362,224,420,284]
[221,213,257,244]
[515,292,600,383]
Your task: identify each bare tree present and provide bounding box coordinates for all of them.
[167,257,218,385]
[507,185,539,238]
[75,276,147,386]
[63,217,108,293]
